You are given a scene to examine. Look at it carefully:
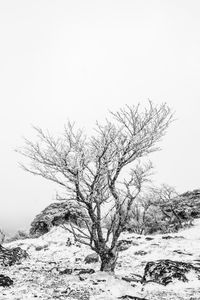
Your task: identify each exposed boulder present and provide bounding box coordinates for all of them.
[59,267,95,275]
[160,189,200,223]
[117,240,133,251]
[142,259,200,285]
[30,201,87,236]
[118,296,148,300]
[134,250,148,256]
[84,253,99,264]
[126,189,200,235]
[0,245,29,267]
[35,244,48,251]
[0,274,13,287]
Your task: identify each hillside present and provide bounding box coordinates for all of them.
[1,220,200,299]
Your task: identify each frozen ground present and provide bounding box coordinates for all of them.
[1,220,200,299]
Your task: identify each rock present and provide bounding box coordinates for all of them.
[0,245,29,266]
[75,257,82,262]
[121,274,142,283]
[0,274,13,287]
[66,237,72,246]
[142,259,200,285]
[162,235,173,239]
[118,296,148,300]
[173,250,192,256]
[59,268,95,275]
[162,235,184,239]
[35,244,48,251]
[30,201,87,237]
[134,250,148,256]
[145,237,154,241]
[84,253,99,264]
[75,268,95,275]
[160,189,200,230]
[59,268,73,275]
[117,240,132,251]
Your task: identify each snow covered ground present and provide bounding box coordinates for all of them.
[1,220,200,299]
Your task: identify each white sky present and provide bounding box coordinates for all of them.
[0,0,200,233]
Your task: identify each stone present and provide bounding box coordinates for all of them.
[29,201,87,237]
[134,250,148,256]
[118,296,148,300]
[142,259,200,285]
[121,274,142,283]
[35,245,48,251]
[0,274,13,287]
[75,268,95,275]
[173,250,192,256]
[59,268,95,275]
[59,268,73,275]
[162,235,173,239]
[0,245,29,267]
[66,237,72,246]
[145,237,154,241]
[84,253,99,264]
[117,239,132,251]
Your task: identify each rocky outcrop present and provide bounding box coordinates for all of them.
[0,274,13,287]
[142,259,200,285]
[0,245,28,267]
[117,240,133,251]
[164,189,200,220]
[84,253,99,264]
[29,201,87,236]
[128,189,200,235]
[118,296,148,300]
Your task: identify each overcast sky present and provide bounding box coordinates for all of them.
[0,0,200,233]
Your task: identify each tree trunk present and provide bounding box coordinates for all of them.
[99,248,118,272]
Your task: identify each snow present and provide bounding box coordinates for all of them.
[1,220,200,299]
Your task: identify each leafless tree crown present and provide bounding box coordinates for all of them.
[17,101,173,266]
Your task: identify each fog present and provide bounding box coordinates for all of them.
[0,0,200,233]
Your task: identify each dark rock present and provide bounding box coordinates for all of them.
[59,268,95,275]
[117,240,133,251]
[75,268,95,275]
[66,238,72,246]
[118,296,148,300]
[162,235,173,239]
[173,250,192,256]
[160,190,200,228]
[78,269,95,281]
[134,250,148,256]
[145,237,154,241]
[75,257,82,262]
[30,201,88,237]
[64,287,90,300]
[0,245,29,267]
[84,253,99,264]
[142,259,200,285]
[0,274,13,287]
[35,245,48,251]
[162,235,184,239]
[121,274,142,283]
[59,268,73,275]
[97,279,106,282]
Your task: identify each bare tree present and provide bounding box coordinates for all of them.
[17,101,173,272]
